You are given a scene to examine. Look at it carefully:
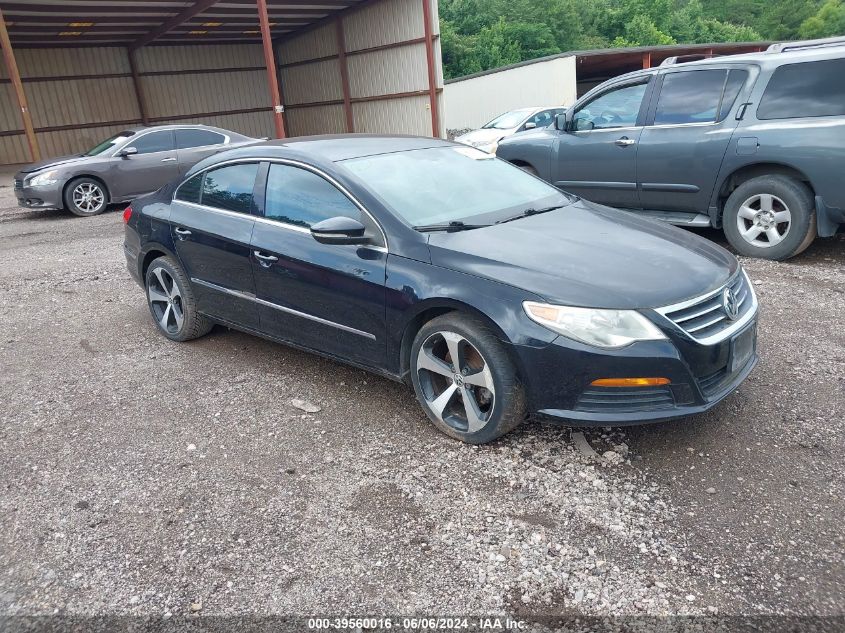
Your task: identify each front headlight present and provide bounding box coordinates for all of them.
[27,170,59,187]
[523,301,666,349]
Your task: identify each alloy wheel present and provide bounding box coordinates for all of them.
[736,193,791,248]
[147,267,185,335]
[72,183,105,214]
[416,330,495,433]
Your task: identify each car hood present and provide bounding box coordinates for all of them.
[455,128,515,146]
[17,154,87,174]
[426,199,737,309]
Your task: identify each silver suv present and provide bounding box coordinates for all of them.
[496,37,845,260]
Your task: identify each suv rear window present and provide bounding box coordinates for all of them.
[758,58,845,120]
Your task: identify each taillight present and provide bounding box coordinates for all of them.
[123,206,132,224]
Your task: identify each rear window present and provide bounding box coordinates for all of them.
[758,59,845,120]
[176,128,226,149]
[175,173,203,204]
[654,70,726,125]
[201,163,258,214]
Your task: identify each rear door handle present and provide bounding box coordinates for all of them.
[614,137,636,147]
[161,157,177,162]
[254,251,279,267]
[174,227,191,240]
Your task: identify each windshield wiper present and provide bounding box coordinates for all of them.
[495,204,567,225]
[414,220,490,232]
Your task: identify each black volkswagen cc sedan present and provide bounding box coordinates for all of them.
[124,135,758,444]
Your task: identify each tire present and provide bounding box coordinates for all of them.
[63,177,109,217]
[145,256,212,342]
[722,175,816,260]
[410,312,526,444]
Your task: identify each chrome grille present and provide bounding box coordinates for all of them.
[656,270,756,344]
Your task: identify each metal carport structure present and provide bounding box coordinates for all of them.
[0,0,444,165]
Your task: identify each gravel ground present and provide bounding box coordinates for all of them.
[0,169,842,627]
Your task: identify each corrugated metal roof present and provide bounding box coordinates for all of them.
[1,0,366,48]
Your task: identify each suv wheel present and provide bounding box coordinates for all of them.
[64,177,108,217]
[410,313,526,444]
[722,175,816,260]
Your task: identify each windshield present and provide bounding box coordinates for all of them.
[342,146,570,227]
[482,109,534,130]
[83,131,135,156]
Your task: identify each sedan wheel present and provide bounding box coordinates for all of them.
[144,256,212,342]
[416,330,496,433]
[64,177,109,217]
[410,313,526,444]
[735,193,791,248]
[147,266,185,335]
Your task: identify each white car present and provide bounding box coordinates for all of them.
[454,106,566,154]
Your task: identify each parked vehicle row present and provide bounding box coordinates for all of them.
[454,106,566,154]
[13,124,258,217]
[124,136,758,444]
[496,38,845,260]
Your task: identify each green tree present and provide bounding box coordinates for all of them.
[800,0,845,37]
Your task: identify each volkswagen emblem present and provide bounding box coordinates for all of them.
[722,287,740,321]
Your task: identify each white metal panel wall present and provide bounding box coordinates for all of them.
[135,44,264,72]
[346,44,428,98]
[280,59,343,105]
[141,70,266,118]
[286,104,346,137]
[353,95,431,136]
[343,0,424,51]
[443,55,577,131]
[0,46,129,80]
[279,23,338,64]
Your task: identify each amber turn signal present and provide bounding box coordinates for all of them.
[590,377,671,387]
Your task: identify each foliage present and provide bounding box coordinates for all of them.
[439,0,842,79]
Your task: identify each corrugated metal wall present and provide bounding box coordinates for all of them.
[0,47,139,164]
[0,44,274,165]
[1,0,444,165]
[279,0,443,138]
[443,55,578,131]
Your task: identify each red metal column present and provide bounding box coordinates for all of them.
[0,7,40,161]
[127,48,150,125]
[642,52,652,69]
[421,0,440,138]
[257,0,286,138]
[335,18,354,133]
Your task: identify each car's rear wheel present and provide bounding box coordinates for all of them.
[410,313,525,444]
[722,175,816,260]
[145,256,212,342]
[64,177,108,217]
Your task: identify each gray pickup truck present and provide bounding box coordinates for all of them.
[496,37,845,260]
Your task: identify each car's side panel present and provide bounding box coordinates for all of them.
[249,221,388,368]
[169,201,260,329]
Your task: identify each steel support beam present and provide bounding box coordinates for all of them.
[421,0,440,138]
[0,7,40,161]
[127,48,150,125]
[131,0,221,50]
[335,18,354,133]
[642,52,651,69]
[258,0,286,138]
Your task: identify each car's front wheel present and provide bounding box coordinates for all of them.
[145,256,212,342]
[410,313,526,444]
[722,175,816,260]
[64,177,108,217]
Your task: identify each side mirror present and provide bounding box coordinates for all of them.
[118,147,138,158]
[573,117,595,132]
[310,216,368,245]
[523,121,537,130]
[554,112,570,131]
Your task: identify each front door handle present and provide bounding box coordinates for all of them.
[614,137,636,147]
[254,251,279,267]
[174,227,191,240]
[161,157,177,162]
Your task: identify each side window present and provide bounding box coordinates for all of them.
[175,172,203,203]
[653,69,727,125]
[718,69,748,121]
[130,130,174,154]
[176,129,226,150]
[201,163,259,214]
[573,82,648,130]
[264,163,361,228]
[526,110,555,128]
[758,59,845,120]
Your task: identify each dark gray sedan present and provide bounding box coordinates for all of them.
[13,124,258,217]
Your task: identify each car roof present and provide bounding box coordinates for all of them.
[123,123,232,134]
[216,134,456,162]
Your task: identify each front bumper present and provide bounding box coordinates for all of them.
[13,175,63,210]
[512,319,758,426]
